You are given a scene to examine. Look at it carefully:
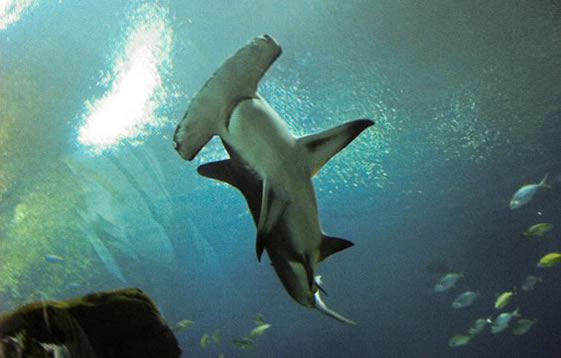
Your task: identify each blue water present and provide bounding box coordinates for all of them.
[1,0,561,357]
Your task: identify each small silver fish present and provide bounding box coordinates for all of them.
[434,273,464,292]
[491,307,520,334]
[511,318,538,336]
[520,275,543,291]
[67,282,81,289]
[468,318,488,335]
[171,319,193,332]
[451,291,479,309]
[510,174,551,209]
[45,255,64,263]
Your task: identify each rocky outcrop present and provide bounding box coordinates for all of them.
[0,287,181,357]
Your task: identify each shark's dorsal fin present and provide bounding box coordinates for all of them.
[197,160,262,224]
[298,119,374,176]
[319,235,354,263]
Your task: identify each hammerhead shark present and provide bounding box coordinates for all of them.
[173,35,373,325]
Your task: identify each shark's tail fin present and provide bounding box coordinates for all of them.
[313,290,356,326]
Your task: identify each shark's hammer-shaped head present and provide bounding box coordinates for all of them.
[173,35,282,161]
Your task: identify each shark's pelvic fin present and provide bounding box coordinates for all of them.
[303,254,315,289]
[298,119,374,176]
[197,159,285,261]
[319,235,354,263]
[256,180,288,261]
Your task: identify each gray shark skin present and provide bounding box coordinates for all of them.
[197,145,365,326]
[174,35,373,325]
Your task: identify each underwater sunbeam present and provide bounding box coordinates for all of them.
[76,3,173,154]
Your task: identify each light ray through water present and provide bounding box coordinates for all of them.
[77,3,174,154]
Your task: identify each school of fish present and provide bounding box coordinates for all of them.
[437,173,558,348]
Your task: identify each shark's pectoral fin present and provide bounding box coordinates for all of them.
[197,159,262,224]
[256,180,288,261]
[319,235,354,263]
[197,158,287,262]
[299,119,374,176]
[197,160,237,183]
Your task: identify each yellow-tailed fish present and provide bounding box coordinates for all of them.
[171,319,193,332]
[232,337,254,349]
[200,333,210,348]
[494,288,516,309]
[537,252,561,267]
[448,334,471,347]
[521,223,553,239]
[249,323,271,337]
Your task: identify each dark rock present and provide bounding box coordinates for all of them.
[0,287,181,357]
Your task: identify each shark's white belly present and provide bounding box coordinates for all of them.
[222,97,323,256]
[224,97,301,178]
